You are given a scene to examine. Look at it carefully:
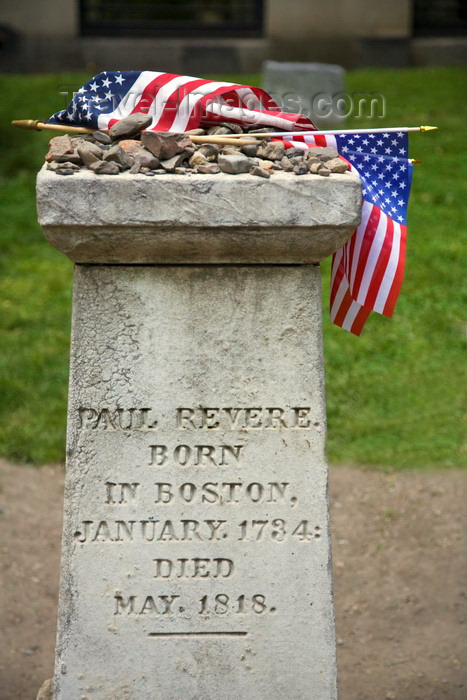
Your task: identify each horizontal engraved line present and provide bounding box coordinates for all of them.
[148,631,247,637]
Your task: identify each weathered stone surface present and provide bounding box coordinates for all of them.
[218,154,252,174]
[51,262,337,700]
[108,112,153,140]
[36,167,362,263]
[141,131,193,160]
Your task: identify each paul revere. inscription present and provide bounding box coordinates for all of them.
[176,406,315,429]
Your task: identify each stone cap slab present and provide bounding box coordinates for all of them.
[36,166,361,264]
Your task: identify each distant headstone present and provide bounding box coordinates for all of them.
[37,168,362,699]
[263,60,346,128]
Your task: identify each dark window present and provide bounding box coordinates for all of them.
[80,0,263,37]
[413,0,467,36]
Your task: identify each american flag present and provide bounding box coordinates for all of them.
[48,71,413,335]
[281,131,413,335]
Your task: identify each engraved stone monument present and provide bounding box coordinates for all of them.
[37,168,361,699]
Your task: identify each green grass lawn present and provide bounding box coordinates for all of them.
[0,68,465,467]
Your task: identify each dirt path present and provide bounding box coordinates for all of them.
[0,460,465,700]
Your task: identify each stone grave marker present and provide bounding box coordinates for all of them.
[263,61,346,128]
[37,168,361,699]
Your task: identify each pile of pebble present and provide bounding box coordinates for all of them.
[45,113,349,179]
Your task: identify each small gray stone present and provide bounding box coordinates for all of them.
[198,144,219,161]
[217,121,244,134]
[220,145,242,156]
[280,156,294,172]
[133,149,160,169]
[257,140,285,161]
[218,154,251,174]
[293,163,309,176]
[174,167,187,175]
[241,143,259,157]
[160,152,189,172]
[305,146,339,161]
[207,126,233,135]
[195,162,221,174]
[285,147,306,158]
[88,160,120,175]
[289,156,304,166]
[77,146,101,167]
[93,131,112,145]
[129,161,142,174]
[185,128,205,135]
[325,157,349,173]
[250,165,271,178]
[308,161,331,176]
[55,167,76,176]
[144,171,155,176]
[103,145,133,170]
[108,113,153,141]
[188,151,208,168]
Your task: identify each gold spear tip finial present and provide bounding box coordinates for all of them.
[11,119,42,130]
[420,125,438,131]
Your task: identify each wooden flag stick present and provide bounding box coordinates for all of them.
[11,119,257,146]
[216,126,438,139]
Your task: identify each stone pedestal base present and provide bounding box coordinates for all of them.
[54,263,337,699]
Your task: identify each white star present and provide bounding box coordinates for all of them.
[385,147,391,154]
[393,173,400,180]
[363,155,370,161]
[362,139,369,145]
[398,215,403,221]
[401,164,407,172]
[84,113,92,121]
[400,182,406,189]
[102,77,111,88]
[356,146,363,152]
[371,164,377,170]
[377,140,383,146]
[391,206,397,213]
[391,139,398,146]
[398,199,404,206]
[114,74,124,85]
[104,90,114,100]
[397,132,404,137]
[385,198,391,204]
[383,133,390,138]
[369,133,375,139]
[89,81,99,92]
[371,147,377,154]
[348,138,355,145]
[399,148,406,155]
[66,112,74,121]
